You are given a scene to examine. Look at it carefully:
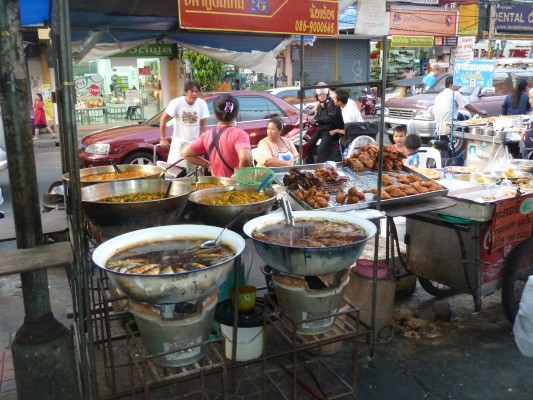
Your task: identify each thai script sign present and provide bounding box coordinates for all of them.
[491,194,533,252]
[458,4,478,36]
[391,36,434,48]
[113,44,174,58]
[178,0,338,37]
[495,3,533,33]
[451,36,475,60]
[453,60,495,88]
[389,8,458,36]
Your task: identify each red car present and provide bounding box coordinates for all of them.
[78,91,312,167]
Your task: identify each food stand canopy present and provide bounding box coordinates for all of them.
[19,0,292,74]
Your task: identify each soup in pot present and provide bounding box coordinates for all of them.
[105,239,234,275]
[252,219,366,248]
[81,171,153,182]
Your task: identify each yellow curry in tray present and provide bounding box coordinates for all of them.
[198,189,270,205]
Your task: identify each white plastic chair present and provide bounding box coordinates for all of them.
[347,135,376,157]
[417,147,442,168]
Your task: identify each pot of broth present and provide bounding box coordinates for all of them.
[63,164,163,187]
[188,186,277,230]
[82,179,192,239]
[243,211,377,276]
[92,224,246,303]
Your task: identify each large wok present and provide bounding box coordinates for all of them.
[64,164,163,187]
[82,179,192,238]
[92,225,246,304]
[172,176,236,190]
[187,185,277,230]
[243,211,377,276]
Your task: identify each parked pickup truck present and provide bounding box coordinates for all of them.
[384,67,533,143]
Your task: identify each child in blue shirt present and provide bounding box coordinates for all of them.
[404,134,422,167]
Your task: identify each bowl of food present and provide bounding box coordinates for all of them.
[82,179,192,239]
[187,185,277,230]
[452,173,500,185]
[481,169,533,181]
[64,165,164,187]
[92,224,246,303]
[243,211,377,276]
[511,159,533,174]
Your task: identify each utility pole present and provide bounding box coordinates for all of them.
[0,0,79,398]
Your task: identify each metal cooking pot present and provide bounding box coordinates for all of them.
[172,176,236,191]
[187,185,276,230]
[92,225,246,304]
[82,179,192,239]
[242,211,377,276]
[469,126,484,135]
[483,126,494,136]
[64,165,163,187]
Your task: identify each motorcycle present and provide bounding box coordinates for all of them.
[359,87,381,116]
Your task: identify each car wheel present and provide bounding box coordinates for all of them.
[122,151,155,166]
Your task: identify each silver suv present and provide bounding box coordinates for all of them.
[384,68,533,142]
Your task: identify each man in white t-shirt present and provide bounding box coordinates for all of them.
[159,80,210,171]
[333,89,363,132]
[433,76,487,139]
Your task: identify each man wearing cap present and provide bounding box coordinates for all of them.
[305,83,344,164]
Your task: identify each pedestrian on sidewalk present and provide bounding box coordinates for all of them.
[159,80,210,174]
[33,93,56,141]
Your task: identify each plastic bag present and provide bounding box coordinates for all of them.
[513,276,533,357]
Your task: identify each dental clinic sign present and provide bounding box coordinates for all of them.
[178,0,338,36]
[453,60,495,88]
[495,3,533,33]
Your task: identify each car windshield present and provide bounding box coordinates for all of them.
[146,110,166,127]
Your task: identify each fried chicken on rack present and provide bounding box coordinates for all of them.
[294,187,330,209]
[364,188,392,200]
[348,187,366,201]
[315,166,340,182]
[389,173,411,184]
[384,185,407,198]
[382,174,394,186]
[342,143,406,172]
[420,180,444,191]
[397,184,418,195]
[342,157,365,172]
[410,182,429,193]
[406,173,423,183]
[336,192,347,204]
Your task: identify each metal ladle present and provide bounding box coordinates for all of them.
[198,209,248,249]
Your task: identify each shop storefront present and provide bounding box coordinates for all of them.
[72,44,177,127]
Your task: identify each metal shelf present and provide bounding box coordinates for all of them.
[262,294,361,400]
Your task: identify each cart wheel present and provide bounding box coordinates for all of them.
[418,277,456,298]
[502,237,533,323]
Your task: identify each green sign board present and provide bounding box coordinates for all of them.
[113,44,174,57]
[391,36,434,48]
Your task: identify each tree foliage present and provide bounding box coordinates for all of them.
[183,50,225,92]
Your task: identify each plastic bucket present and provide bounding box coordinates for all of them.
[129,291,217,367]
[215,298,264,361]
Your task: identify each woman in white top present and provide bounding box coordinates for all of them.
[256,117,299,167]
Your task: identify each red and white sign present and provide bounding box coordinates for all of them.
[451,36,475,61]
[88,84,101,96]
[178,0,338,37]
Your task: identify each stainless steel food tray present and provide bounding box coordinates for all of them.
[271,163,449,212]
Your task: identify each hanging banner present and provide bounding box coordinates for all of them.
[40,84,54,122]
[491,194,533,252]
[178,0,338,36]
[389,8,458,36]
[75,75,105,108]
[453,60,495,88]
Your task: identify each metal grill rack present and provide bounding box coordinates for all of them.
[262,294,361,400]
[273,163,448,212]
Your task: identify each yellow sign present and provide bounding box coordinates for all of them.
[391,36,434,48]
[458,4,479,36]
[41,84,54,123]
